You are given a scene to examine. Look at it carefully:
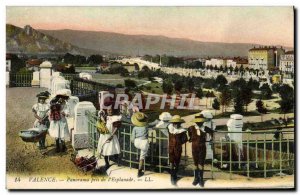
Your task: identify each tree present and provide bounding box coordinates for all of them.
[174,79,183,92]
[215,75,228,89]
[196,87,204,99]
[212,98,220,115]
[124,79,137,90]
[234,94,244,114]
[219,87,232,113]
[260,83,273,99]
[162,79,173,94]
[10,54,26,73]
[186,78,195,92]
[256,99,267,122]
[87,55,103,65]
[271,83,280,93]
[278,84,294,119]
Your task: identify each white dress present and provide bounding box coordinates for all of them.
[97,115,121,156]
[48,103,70,141]
[32,103,50,131]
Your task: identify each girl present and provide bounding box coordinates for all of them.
[48,90,70,153]
[97,108,122,170]
[32,92,50,149]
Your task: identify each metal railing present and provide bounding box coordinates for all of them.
[86,111,294,179]
[211,130,294,179]
[9,73,33,87]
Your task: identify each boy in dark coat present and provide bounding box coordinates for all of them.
[188,114,213,187]
[167,115,188,185]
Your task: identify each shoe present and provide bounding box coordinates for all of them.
[170,170,176,185]
[61,141,66,152]
[192,170,200,186]
[138,169,144,178]
[199,170,204,187]
[55,139,60,153]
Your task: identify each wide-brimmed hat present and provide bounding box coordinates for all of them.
[159,112,172,121]
[56,89,71,97]
[192,113,207,123]
[131,112,148,127]
[169,115,185,123]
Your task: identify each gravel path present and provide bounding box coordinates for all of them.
[6,87,83,177]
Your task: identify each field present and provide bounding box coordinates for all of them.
[91,73,148,86]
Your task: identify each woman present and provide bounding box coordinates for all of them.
[97,108,122,170]
[32,91,50,149]
[131,112,149,177]
[188,114,213,187]
[167,115,188,185]
[48,89,71,153]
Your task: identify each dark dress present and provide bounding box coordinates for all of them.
[168,129,188,166]
[189,125,213,166]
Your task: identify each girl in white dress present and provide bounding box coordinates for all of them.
[97,108,122,169]
[48,91,70,153]
[32,92,50,149]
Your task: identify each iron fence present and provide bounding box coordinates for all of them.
[86,111,294,179]
[9,73,33,87]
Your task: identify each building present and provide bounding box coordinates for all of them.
[205,58,226,68]
[98,63,110,72]
[233,57,249,69]
[279,51,294,74]
[248,46,285,70]
[26,59,43,71]
[6,54,12,72]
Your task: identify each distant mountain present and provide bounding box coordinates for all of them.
[39,28,276,57]
[6,24,97,55]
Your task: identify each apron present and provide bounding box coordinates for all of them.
[32,103,50,131]
[97,116,121,156]
[48,103,70,140]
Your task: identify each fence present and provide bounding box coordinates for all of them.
[86,111,294,179]
[9,73,33,87]
[70,77,115,109]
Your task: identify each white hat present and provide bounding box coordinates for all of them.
[56,89,71,97]
[159,112,172,121]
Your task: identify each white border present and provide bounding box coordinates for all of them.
[1,1,298,195]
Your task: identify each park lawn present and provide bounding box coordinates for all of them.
[141,82,165,94]
[91,73,148,87]
[214,111,261,119]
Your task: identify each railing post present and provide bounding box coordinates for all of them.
[279,132,282,177]
[247,132,250,179]
[264,133,267,178]
[229,137,232,180]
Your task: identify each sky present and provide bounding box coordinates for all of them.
[6,6,294,47]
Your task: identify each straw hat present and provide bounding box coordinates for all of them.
[192,113,207,123]
[131,112,148,127]
[169,115,185,123]
[159,112,172,121]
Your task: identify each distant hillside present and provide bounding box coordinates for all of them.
[6,24,97,55]
[40,29,265,57]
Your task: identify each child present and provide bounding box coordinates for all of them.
[32,91,50,149]
[48,90,70,153]
[97,108,122,170]
[131,112,149,177]
[167,115,188,185]
[188,114,213,187]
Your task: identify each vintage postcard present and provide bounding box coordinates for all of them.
[6,6,294,189]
